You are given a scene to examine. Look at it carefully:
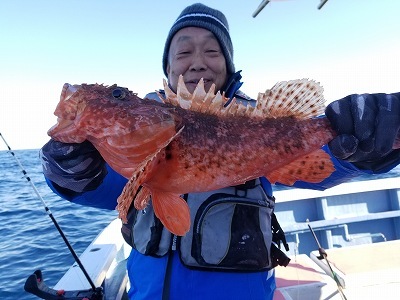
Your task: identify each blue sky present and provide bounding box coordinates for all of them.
[1,0,399,149]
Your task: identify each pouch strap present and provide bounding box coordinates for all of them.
[270,243,291,268]
[121,186,143,247]
[121,206,137,247]
[162,251,174,300]
[271,212,289,252]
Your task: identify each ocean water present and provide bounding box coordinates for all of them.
[1,149,399,299]
[0,149,117,299]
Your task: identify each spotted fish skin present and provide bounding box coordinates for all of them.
[48,77,336,235]
[147,107,333,190]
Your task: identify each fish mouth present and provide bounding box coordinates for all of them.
[61,83,80,102]
[47,83,82,141]
[47,116,76,138]
[55,83,82,117]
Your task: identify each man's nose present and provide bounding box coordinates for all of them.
[189,52,207,71]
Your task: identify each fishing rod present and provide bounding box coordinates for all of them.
[0,132,103,300]
[307,222,347,300]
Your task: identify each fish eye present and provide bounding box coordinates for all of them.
[112,88,126,100]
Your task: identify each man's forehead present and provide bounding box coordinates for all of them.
[172,27,217,43]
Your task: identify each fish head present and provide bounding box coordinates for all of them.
[47,83,138,143]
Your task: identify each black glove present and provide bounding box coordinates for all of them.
[40,139,107,193]
[325,93,400,172]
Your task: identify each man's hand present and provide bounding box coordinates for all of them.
[325,93,400,172]
[40,139,107,193]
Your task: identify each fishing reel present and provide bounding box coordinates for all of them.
[24,270,104,300]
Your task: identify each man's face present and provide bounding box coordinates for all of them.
[167,27,228,94]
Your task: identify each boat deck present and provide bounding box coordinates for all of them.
[275,240,400,299]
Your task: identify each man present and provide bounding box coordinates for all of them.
[40,3,400,299]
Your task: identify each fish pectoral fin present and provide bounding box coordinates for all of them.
[117,177,139,224]
[117,171,143,223]
[152,191,191,236]
[266,149,335,186]
[116,126,185,223]
[117,158,154,223]
[135,186,152,209]
[100,120,180,174]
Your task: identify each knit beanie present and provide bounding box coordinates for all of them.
[162,3,235,77]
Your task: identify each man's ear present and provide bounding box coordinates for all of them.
[166,63,170,75]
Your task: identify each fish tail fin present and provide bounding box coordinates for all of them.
[152,191,191,236]
[267,149,335,185]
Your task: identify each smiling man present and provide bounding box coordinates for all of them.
[166,27,227,93]
[162,5,233,95]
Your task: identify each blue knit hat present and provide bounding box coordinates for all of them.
[162,3,235,77]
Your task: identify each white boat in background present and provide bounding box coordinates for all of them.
[24,218,131,300]
[273,176,400,299]
[26,176,400,299]
[53,218,131,300]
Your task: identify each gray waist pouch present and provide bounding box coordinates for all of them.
[178,192,275,271]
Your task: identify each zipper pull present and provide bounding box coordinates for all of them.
[171,235,178,251]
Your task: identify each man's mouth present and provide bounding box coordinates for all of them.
[186,78,212,85]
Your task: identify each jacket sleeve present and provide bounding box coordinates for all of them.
[290,144,397,191]
[45,163,127,210]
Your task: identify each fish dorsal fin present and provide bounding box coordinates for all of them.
[255,79,325,119]
[162,75,228,113]
[266,149,335,186]
[162,76,325,120]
